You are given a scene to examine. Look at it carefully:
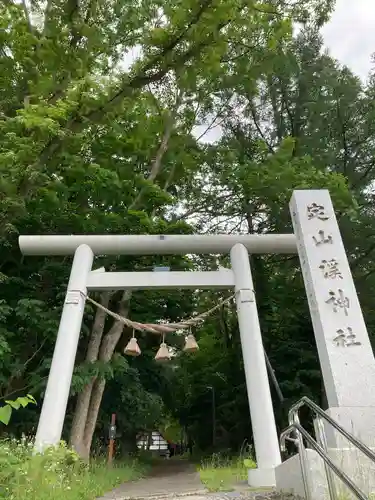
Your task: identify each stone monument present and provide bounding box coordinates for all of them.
[276,190,375,499]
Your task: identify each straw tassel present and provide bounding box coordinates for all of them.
[155,335,171,363]
[183,333,199,353]
[124,331,141,357]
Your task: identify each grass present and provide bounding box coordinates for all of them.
[0,438,149,500]
[198,453,256,492]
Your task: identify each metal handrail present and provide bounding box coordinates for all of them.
[281,397,375,500]
[289,397,375,463]
[280,423,368,500]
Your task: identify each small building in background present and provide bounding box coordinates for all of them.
[136,431,170,457]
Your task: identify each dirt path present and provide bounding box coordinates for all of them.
[99,460,206,500]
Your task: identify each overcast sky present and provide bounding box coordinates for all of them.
[321,0,375,80]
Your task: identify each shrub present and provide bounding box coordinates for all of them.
[198,452,256,491]
[0,438,148,500]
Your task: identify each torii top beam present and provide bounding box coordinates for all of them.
[18,234,297,256]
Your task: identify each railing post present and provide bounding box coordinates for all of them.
[291,413,313,500]
[315,416,338,500]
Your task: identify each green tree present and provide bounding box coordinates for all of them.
[168,28,375,451]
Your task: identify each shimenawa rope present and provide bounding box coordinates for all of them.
[82,292,235,335]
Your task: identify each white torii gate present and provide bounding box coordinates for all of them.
[20,236,293,487]
[18,190,375,491]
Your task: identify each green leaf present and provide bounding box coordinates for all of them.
[5,399,20,410]
[0,405,12,425]
[16,396,34,408]
[26,394,37,404]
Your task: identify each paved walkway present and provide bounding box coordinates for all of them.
[98,460,296,500]
[99,460,206,500]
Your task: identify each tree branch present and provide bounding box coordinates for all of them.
[195,96,232,142]
[21,0,33,32]
[129,87,183,211]
[32,6,236,169]
[248,98,274,153]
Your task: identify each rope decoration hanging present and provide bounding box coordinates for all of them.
[124,330,141,357]
[83,292,234,361]
[183,332,199,352]
[155,334,171,363]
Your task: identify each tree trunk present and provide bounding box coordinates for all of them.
[70,380,97,458]
[82,378,106,456]
[70,292,111,454]
[81,290,132,456]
